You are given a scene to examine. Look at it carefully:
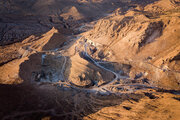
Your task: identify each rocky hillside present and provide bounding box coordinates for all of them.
[82,0,180,90]
[0,0,141,45]
[0,0,180,120]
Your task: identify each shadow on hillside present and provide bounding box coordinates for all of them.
[0,0,163,119]
[0,50,145,120]
[0,0,159,45]
[0,83,144,120]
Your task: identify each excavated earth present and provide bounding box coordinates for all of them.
[0,0,180,120]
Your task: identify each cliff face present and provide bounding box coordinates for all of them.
[0,0,132,45]
[82,0,180,89]
[0,0,180,120]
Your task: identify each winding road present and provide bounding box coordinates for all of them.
[39,39,156,95]
[56,41,154,94]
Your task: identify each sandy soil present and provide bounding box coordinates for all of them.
[0,0,180,120]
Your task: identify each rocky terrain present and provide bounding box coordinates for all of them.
[0,0,180,120]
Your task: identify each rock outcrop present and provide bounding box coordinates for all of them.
[0,0,180,120]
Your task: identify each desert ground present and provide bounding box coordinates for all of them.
[0,0,180,120]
